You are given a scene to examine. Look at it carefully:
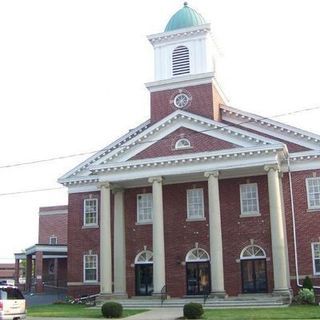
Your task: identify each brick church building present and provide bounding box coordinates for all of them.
[59,3,320,301]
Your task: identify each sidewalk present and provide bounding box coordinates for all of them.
[126,307,182,319]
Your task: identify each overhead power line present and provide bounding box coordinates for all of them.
[0,187,64,197]
[0,105,319,197]
[0,150,98,169]
[1,104,319,171]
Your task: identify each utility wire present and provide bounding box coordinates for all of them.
[0,105,319,198]
[0,187,64,197]
[0,151,98,169]
[1,104,319,171]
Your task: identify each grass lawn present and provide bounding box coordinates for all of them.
[27,304,147,318]
[203,305,320,319]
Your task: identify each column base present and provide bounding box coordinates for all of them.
[111,292,128,299]
[209,291,227,299]
[97,292,128,306]
[272,289,292,304]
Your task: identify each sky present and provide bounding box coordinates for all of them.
[1,0,320,263]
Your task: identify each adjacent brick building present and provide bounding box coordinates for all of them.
[58,3,320,301]
[15,205,68,293]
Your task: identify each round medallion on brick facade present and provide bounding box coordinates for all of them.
[170,89,192,110]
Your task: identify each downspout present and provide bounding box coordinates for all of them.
[287,156,320,289]
[287,156,302,288]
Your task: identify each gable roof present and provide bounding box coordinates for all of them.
[58,109,286,186]
[221,105,320,150]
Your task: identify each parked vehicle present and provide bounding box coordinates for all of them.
[0,285,26,320]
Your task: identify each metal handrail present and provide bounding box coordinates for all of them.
[160,284,167,306]
[203,285,210,305]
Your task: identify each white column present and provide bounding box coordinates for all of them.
[205,171,226,297]
[148,176,166,295]
[113,188,127,296]
[264,165,290,295]
[99,182,112,295]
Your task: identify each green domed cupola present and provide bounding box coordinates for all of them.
[165,2,206,32]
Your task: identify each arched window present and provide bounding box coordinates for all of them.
[175,138,191,150]
[172,45,190,76]
[135,250,153,264]
[185,248,209,262]
[240,245,266,260]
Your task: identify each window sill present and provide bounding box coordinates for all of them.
[307,208,320,213]
[239,213,261,218]
[186,217,206,222]
[82,225,99,229]
[135,221,153,225]
[83,281,99,285]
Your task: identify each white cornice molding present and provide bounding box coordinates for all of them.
[39,209,68,216]
[59,111,284,187]
[91,145,286,183]
[221,105,320,150]
[97,110,279,164]
[147,23,211,45]
[58,120,150,183]
[145,72,215,92]
[24,244,68,256]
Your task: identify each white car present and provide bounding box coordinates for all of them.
[0,285,26,320]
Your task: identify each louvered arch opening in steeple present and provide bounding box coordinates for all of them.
[172,45,190,76]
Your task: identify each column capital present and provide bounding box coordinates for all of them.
[97,181,111,189]
[264,164,280,173]
[148,176,163,184]
[204,171,220,178]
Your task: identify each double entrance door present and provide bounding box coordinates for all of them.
[135,264,153,296]
[186,262,210,295]
[241,259,267,293]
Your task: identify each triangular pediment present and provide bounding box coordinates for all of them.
[59,110,282,185]
[130,127,241,160]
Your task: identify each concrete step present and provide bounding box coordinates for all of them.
[96,296,288,309]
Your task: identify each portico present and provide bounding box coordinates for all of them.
[96,144,291,299]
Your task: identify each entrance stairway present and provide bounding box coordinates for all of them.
[96,294,289,308]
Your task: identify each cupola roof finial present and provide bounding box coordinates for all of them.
[164,2,206,32]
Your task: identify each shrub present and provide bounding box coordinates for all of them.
[303,276,313,290]
[101,301,123,318]
[183,302,204,319]
[296,288,315,305]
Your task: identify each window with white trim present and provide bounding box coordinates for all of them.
[187,188,204,220]
[175,138,191,150]
[84,199,98,226]
[240,183,260,215]
[172,45,190,76]
[306,178,320,210]
[137,193,153,223]
[312,243,320,275]
[83,254,98,282]
[49,236,57,245]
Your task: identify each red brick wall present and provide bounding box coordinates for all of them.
[131,127,239,160]
[66,169,320,297]
[123,177,274,297]
[38,213,68,244]
[67,191,101,296]
[219,175,274,295]
[282,169,320,290]
[150,83,215,123]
